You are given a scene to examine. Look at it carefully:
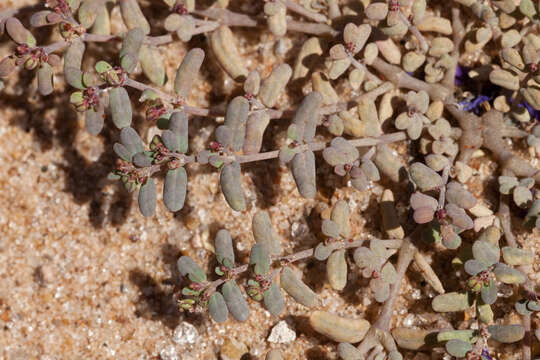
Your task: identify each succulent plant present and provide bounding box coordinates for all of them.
[1,0,539,358]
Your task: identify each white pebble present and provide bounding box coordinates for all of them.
[173,322,198,345]
[267,320,296,344]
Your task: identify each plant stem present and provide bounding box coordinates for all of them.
[373,235,417,331]
[234,132,407,164]
[286,19,339,36]
[371,57,452,102]
[397,10,428,54]
[194,7,338,36]
[281,0,328,23]
[41,33,173,54]
[194,7,258,27]
[442,6,464,91]
[206,238,368,292]
[349,56,383,84]
[124,77,177,104]
[498,193,533,360]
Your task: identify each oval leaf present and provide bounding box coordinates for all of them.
[163,167,187,212]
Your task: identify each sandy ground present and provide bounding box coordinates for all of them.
[0,1,538,359]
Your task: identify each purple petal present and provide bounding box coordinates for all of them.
[518,101,540,121]
[458,94,492,114]
[481,348,493,360]
[454,65,470,87]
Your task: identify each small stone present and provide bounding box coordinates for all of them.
[380,189,404,239]
[267,320,296,344]
[159,344,179,360]
[469,202,493,217]
[220,338,248,360]
[454,161,473,183]
[172,322,198,345]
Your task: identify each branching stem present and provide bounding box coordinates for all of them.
[397,10,428,54]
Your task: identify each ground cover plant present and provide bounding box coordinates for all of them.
[0,0,539,359]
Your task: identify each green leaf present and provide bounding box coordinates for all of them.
[321,219,340,238]
[278,147,296,163]
[120,127,144,156]
[464,259,486,276]
[291,150,317,199]
[514,299,536,316]
[119,27,144,73]
[174,48,205,98]
[78,0,100,28]
[107,172,121,180]
[432,292,471,312]
[480,279,497,305]
[6,18,36,46]
[222,280,249,322]
[327,249,347,291]
[280,267,318,308]
[95,60,113,74]
[287,123,301,142]
[109,87,133,129]
[177,256,207,283]
[445,339,472,358]
[163,167,187,212]
[477,301,494,324]
[292,92,322,142]
[252,211,281,256]
[437,329,476,343]
[209,155,225,169]
[488,324,525,343]
[493,263,525,284]
[113,143,132,162]
[314,243,333,261]
[220,161,246,211]
[37,63,54,96]
[337,343,363,360]
[209,292,228,323]
[224,96,249,152]
[139,44,168,85]
[519,0,538,19]
[70,91,84,106]
[215,229,235,268]
[331,200,351,238]
[138,177,156,217]
[132,152,153,167]
[259,63,292,108]
[263,282,285,316]
[161,129,180,152]
[168,111,189,154]
[85,106,105,135]
[250,243,271,275]
[243,111,270,155]
[119,0,150,34]
[501,246,534,266]
[498,175,518,194]
[181,287,200,296]
[524,199,540,227]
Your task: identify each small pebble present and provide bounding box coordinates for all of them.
[172,322,198,345]
[267,320,296,344]
[220,338,248,360]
